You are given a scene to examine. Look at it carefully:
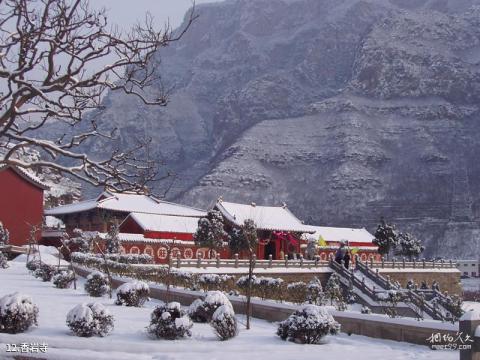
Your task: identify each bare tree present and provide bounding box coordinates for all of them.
[228,219,258,330]
[0,0,196,191]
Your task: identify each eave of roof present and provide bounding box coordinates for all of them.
[0,165,49,190]
[216,201,314,233]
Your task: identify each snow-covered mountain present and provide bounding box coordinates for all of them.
[80,0,480,259]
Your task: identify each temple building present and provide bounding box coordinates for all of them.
[44,190,206,234]
[0,165,49,246]
[215,199,315,260]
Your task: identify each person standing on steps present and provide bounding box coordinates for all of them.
[335,240,347,265]
[344,243,351,270]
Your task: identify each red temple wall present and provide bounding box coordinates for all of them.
[0,168,44,246]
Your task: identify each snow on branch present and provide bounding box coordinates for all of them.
[0,0,197,192]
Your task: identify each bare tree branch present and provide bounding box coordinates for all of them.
[0,0,197,192]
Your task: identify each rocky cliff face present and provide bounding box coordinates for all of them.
[92,0,480,259]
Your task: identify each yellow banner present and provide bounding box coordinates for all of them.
[317,235,327,247]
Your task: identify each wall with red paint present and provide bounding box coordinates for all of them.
[0,168,44,246]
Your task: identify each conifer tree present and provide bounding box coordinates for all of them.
[193,210,227,258]
[372,218,399,258]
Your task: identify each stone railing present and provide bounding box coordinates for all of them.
[365,257,457,270]
[169,253,330,269]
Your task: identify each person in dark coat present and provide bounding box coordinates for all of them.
[335,241,347,264]
[343,250,351,269]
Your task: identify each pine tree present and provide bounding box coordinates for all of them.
[325,273,344,307]
[106,221,120,254]
[193,210,227,258]
[397,232,424,260]
[0,222,9,246]
[372,218,399,257]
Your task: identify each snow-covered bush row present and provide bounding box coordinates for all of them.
[277,305,340,344]
[254,276,284,300]
[84,271,110,297]
[0,293,38,334]
[170,269,195,288]
[71,252,153,266]
[211,305,238,341]
[53,270,75,289]
[188,291,233,323]
[0,252,8,269]
[115,281,150,307]
[147,302,193,340]
[198,274,234,292]
[105,253,153,264]
[33,263,55,282]
[287,282,308,305]
[66,303,114,337]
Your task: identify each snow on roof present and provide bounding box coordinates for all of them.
[216,200,313,233]
[45,191,206,217]
[303,225,374,244]
[0,164,49,190]
[96,232,194,245]
[127,212,199,234]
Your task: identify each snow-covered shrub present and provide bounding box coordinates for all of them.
[361,305,372,314]
[84,271,109,297]
[188,291,233,323]
[52,270,75,289]
[306,277,325,305]
[254,276,284,300]
[26,259,41,272]
[277,305,340,344]
[287,282,308,304]
[211,305,238,341]
[198,274,234,292]
[65,228,93,253]
[0,293,38,334]
[0,252,8,269]
[236,275,256,293]
[147,302,193,340]
[33,263,55,282]
[201,291,233,321]
[325,273,344,306]
[171,269,195,289]
[66,303,114,337]
[115,281,150,307]
[188,299,207,322]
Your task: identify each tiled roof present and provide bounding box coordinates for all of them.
[0,164,49,190]
[96,232,194,245]
[45,191,206,217]
[127,212,199,234]
[303,225,375,244]
[216,200,314,233]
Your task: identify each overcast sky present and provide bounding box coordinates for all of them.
[92,0,223,31]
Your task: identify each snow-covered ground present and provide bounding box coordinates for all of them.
[0,261,458,360]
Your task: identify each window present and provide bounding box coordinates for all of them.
[144,246,154,257]
[129,246,140,255]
